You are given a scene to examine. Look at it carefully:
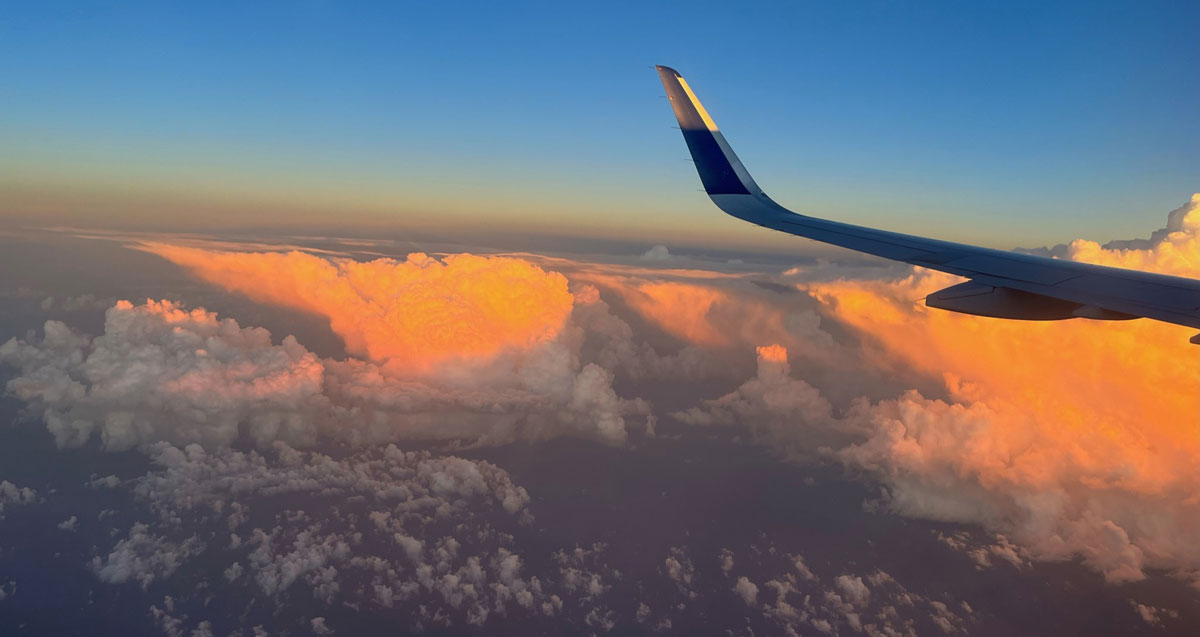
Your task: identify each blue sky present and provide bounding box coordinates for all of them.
[1,1,1196,248]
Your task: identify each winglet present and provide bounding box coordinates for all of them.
[655,66,719,133]
[655,65,764,198]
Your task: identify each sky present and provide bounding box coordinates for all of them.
[1,1,1197,249]
[0,3,1198,636]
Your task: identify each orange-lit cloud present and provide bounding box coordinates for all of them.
[577,273,828,358]
[140,244,574,373]
[806,199,1199,471]
[744,199,1195,583]
[806,261,1199,581]
[673,197,1200,584]
[1036,194,1198,277]
[609,281,735,346]
[756,344,788,364]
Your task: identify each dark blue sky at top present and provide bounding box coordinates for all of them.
[1,1,1196,246]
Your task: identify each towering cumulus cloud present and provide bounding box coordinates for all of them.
[1027,194,1198,277]
[0,297,637,449]
[806,216,1200,583]
[140,244,574,373]
[0,247,648,447]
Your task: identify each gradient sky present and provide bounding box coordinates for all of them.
[1,1,1196,249]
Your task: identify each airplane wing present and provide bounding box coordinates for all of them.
[655,65,1200,342]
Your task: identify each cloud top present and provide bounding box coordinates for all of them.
[140,245,574,373]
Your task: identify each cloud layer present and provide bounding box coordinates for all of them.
[2,195,1197,595]
[92,441,635,632]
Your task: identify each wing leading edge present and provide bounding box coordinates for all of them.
[654,65,1200,342]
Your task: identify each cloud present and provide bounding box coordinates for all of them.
[929,600,965,633]
[718,548,734,574]
[91,522,203,589]
[320,339,639,447]
[834,575,870,608]
[733,576,759,605]
[40,294,116,312]
[567,282,725,382]
[1022,194,1198,277]
[687,331,1198,583]
[640,244,672,261]
[590,277,798,349]
[310,617,333,635]
[138,245,574,374]
[663,546,696,597]
[960,534,1031,570]
[1130,601,1179,627]
[717,537,976,637]
[0,481,38,519]
[793,555,817,582]
[1,298,641,449]
[1,300,327,450]
[0,247,655,449]
[673,345,838,453]
[108,442,529,603]
[570,269,853,395]
[818,265,1200,585]
[673,197,1200,585]
[87,442,633,631]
